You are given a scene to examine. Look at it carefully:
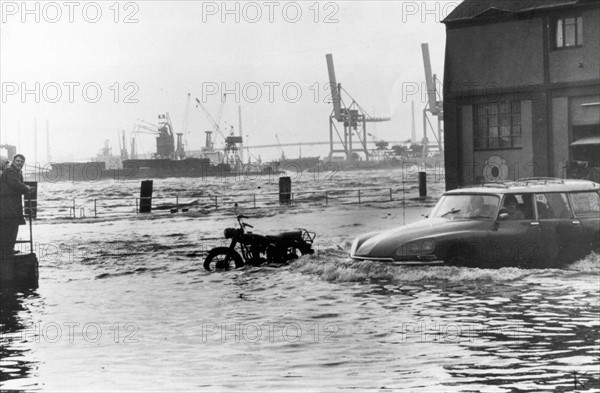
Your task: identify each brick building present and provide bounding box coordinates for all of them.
[442,0,599,190]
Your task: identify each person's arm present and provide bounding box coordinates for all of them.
[2,168,30,194]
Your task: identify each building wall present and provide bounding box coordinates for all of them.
[443,5,600,190]
[549,8,600,84]
[444,19,544,92]
[458,100,535,184]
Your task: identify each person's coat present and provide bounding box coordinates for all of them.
[0,166,28,225]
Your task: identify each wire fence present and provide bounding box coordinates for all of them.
[27,186,427,219]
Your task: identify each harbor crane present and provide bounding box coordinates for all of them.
[325,53,391,161]
[131,113,177,159]
[275,134,285,161]
[421,43,444,158]
[194,95,243,168]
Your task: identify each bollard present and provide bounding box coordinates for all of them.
[24,181,38,219]
[418,172,427,198]
[139,180,153,213]
[279,176,291,205]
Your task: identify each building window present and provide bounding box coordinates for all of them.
[473,102,521,150]
[555,16,583,48]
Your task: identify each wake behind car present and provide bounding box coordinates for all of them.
[350,178,600,268]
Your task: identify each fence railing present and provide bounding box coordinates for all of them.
[26,186,430,219]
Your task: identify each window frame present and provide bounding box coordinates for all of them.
[554,15,584,49]
[534,192,575,220]
[568,191,600,218]
[473,101,522,151]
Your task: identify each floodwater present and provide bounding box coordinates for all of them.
[1,168,599,392]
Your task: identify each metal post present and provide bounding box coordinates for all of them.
[94,199,97,217]
[28,205,33,254]
[279,176,291,205]
[419,172,427,198]
[358,190,361,204]
[214,196,218,209]
[390,188,393,201]
[253,194,256,208]
[325,190,328,205]
[139,180,153,213]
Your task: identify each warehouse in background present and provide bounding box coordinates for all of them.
[442,0,600,190]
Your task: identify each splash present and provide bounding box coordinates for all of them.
[567,252,600,273]
[290,251,535,284]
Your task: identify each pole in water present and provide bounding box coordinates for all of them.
[139,180,153,213]
[279,176,291,205]
[419,171,427,198]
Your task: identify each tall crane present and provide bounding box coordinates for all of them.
[275,134,285,161]
[195,96,228,146]
[182,93,191,149]
[421,43,444,158]
[325,54,391,161]
[194,95,242,168]
[131,113,176,159]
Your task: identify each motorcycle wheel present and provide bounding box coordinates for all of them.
[204,247,244,271]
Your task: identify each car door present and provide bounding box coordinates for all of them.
[493,193,542,267]
[535,192,583,265]
[568,191,600,255]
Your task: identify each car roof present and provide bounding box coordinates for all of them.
[445,178,600,195]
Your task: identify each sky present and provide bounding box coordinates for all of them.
[0,0,456,163]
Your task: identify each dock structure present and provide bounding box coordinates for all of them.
[1,192,39,290]
[0,253,39,289]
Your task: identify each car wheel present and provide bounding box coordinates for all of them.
[444,244,477,268]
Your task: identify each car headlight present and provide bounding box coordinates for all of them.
[350,238,359,256]
[396,239,436,257]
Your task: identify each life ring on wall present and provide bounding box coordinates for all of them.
[483,156,509,181]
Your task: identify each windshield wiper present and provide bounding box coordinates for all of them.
[441,208,461,217]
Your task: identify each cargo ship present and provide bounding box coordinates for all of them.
[27,113,282,182]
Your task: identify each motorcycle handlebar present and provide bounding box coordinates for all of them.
[244,223,254,229]
[238,215,248,219]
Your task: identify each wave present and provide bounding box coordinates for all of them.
[289,250,600,285]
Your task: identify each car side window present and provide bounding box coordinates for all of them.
[536,193,573,219]
[569,192,600,217]
[500,194,531,220]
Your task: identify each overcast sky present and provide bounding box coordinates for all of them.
[1,0,455,162]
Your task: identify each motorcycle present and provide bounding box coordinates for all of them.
[204,214,316,271]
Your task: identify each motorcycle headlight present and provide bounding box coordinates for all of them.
[396,239,436,257]
[224,228,238,239]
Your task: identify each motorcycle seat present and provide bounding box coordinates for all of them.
[268,230,304,243]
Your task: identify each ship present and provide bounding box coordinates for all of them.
[29,113,280,182]
[270,156,321,172]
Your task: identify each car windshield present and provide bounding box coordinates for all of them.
[430,194,500,220]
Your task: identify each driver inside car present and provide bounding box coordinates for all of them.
[466,195,485,217]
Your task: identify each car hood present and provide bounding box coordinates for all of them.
[355,217,493,258]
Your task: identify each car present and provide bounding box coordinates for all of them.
[349,178,600,268]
